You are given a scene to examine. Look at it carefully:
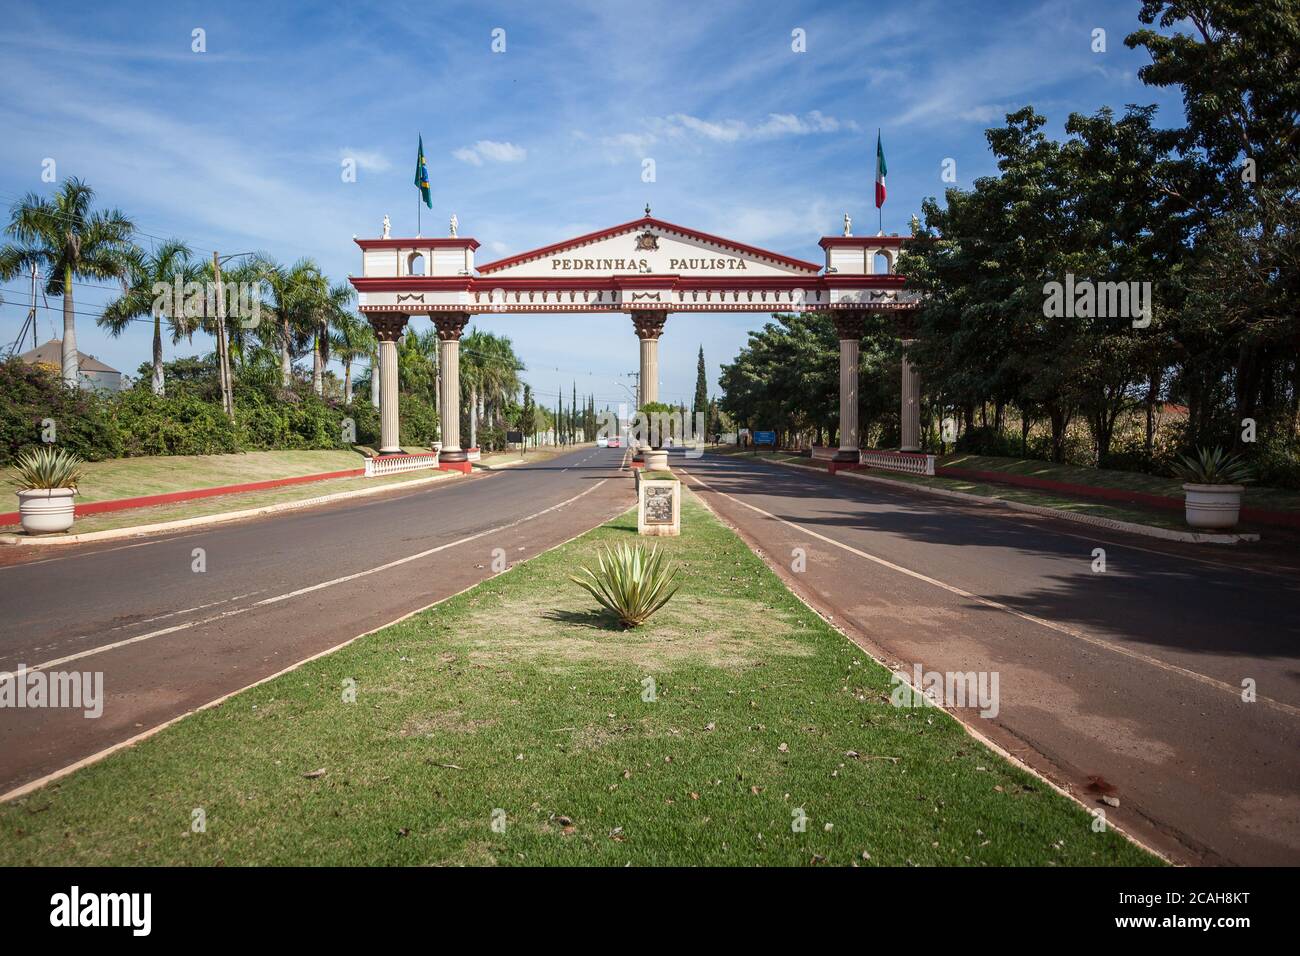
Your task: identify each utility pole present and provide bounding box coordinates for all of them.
[6,263,40,358]
[212,252,235,419]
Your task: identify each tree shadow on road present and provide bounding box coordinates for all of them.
[693,457,1300,664]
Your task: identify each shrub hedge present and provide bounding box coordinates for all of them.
[0,358,439,465]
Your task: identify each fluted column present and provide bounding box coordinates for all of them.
[833,313,865,463]
[901,340,921,452]
[370,314,409,454]
[632,312,666,406]
[434,312,469,462]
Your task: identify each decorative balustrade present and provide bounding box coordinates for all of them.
[859,449,936,476]
[364,452,440,477]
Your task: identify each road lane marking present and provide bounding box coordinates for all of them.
[0,489,635,804]
[0,479,611,679]
[681,468,1299,719]
[0,591,266,666]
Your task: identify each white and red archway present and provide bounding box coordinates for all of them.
[349,212,922,463]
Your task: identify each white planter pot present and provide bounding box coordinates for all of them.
[645,448,670,471]
[17,487,77,534]
[1182,483,1245,530]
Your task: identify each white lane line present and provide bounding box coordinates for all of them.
[0,479,609,680]
[716,451,1293,581]
[681,468,1299,719]
[0,591,265,665]
[0,492,634,805]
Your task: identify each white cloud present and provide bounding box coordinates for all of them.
[339,148,391,171]
[452,140,528,166]
[603,110,857,155]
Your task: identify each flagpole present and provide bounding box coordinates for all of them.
[877,127,883,235]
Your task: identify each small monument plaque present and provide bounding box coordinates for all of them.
[637,476,681,537]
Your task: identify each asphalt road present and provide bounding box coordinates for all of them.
[678,452,1300,866]
[0,446,633,796]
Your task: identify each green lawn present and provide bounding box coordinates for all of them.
[4,449,368,505]
[0,494,1158,866]
[2,468,457,535]
[940,453,1300,512]
[0,449,464,534]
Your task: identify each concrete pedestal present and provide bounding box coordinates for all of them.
[638,475,681,537]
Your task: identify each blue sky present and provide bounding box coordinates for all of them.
[0,0,1185,409]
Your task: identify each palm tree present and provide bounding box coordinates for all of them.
[0,178,135,386]
[256,257,317,389]
[399,326,439,404]
[98,240,193,396]
[332,310,374,405]
[462,327,490,450]
[478,331,523,432]
[312,281,354,397]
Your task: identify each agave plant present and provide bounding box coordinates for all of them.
[570,542,680,628]
[1170,446,1253,485]
[11,446,86,491]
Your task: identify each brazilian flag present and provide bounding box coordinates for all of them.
[414,135,432,209]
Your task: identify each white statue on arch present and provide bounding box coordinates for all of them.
[382,214,391,239]
[449,212,458,238]
[843,212,852,237]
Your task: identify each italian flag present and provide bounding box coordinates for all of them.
[875,130,887,209]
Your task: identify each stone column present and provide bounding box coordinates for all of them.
[632,312,666,406]
[434,312,469,462]
[901,340,921,452]
[370,314,409,454]
[833,313,866,463]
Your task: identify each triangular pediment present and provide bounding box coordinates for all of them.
[476,217,821,278]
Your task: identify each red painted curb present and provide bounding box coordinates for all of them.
[935,466,1300,530]
[0,467,366,527]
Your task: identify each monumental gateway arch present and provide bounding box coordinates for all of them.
[349,209,922,468]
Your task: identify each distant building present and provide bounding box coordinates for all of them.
[19,339,123,393]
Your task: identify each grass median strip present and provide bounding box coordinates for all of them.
[0,494,1158,866]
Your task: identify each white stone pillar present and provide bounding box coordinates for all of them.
[833,313,864,463]
[370,315,408,454]
[632,312,665,406]
[901,340,921,452]
[434,313,469,461]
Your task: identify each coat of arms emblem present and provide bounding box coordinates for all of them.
[634,230,659,251]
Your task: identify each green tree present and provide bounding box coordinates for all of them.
[1127,0,1300,450]
[0,178,136,386]
[98,240,194,397]
[693,346,708,421]
[332,310,374,405]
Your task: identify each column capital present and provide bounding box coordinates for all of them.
[832,311,866,340]
[433,311,469,341]
[631,312,667,340]
[369,313,409,342]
